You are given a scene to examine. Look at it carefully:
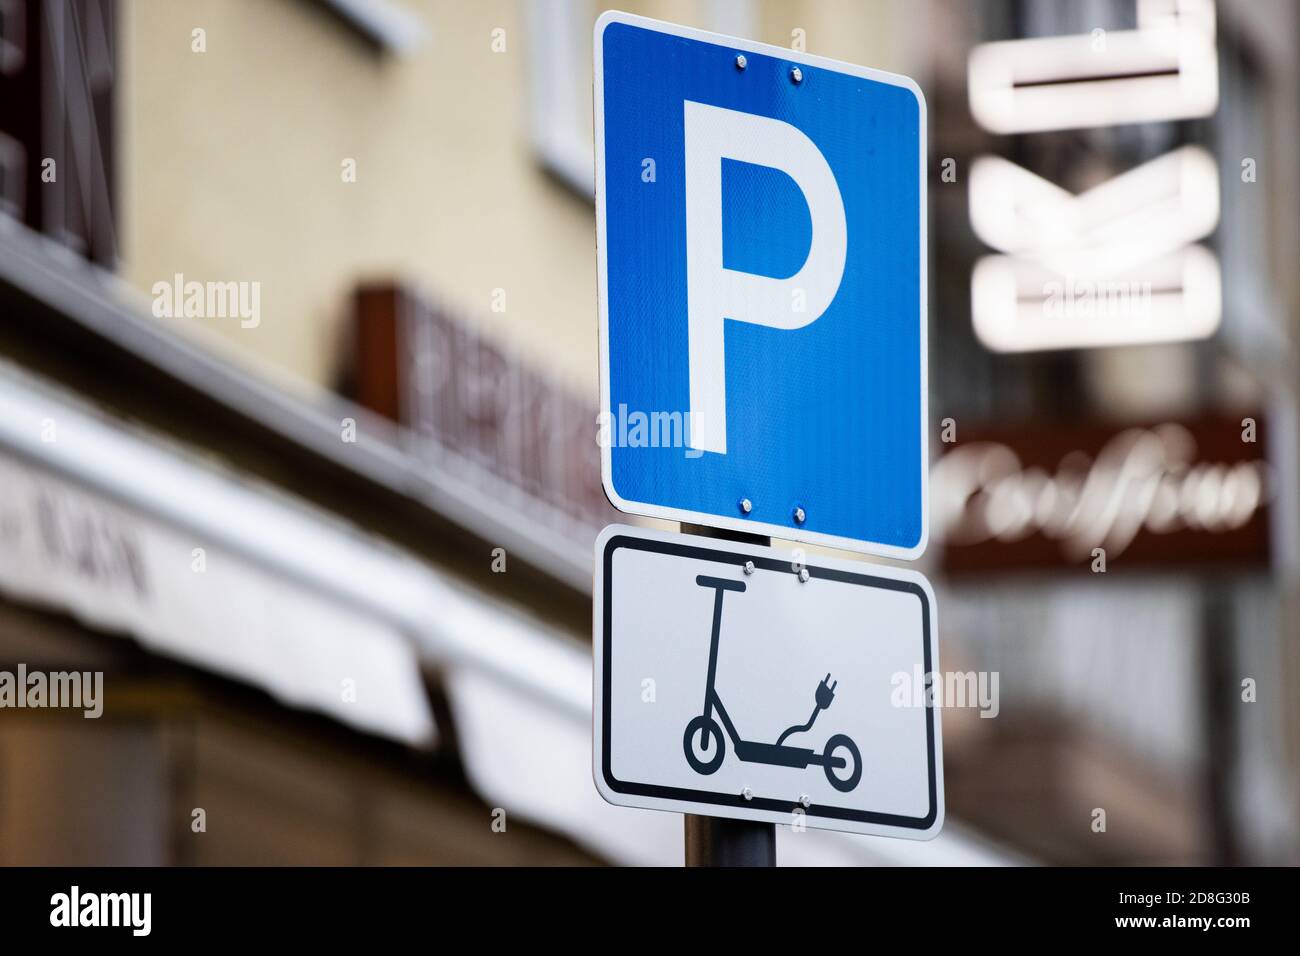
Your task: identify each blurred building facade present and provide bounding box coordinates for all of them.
[925,0,1300,865]
[0,0,1296,865]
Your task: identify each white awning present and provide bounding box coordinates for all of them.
[0,363,436,746]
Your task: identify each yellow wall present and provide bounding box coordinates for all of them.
[120,0,912,397]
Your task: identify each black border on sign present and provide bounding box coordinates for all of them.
[600,534,938,829]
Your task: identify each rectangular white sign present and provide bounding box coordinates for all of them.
[593,525,943,839]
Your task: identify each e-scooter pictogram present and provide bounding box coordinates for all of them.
[683,575,863,793]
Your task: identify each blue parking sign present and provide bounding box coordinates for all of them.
[595,12,928,558]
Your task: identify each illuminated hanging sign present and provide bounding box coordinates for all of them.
[967,0,1218,134]
[966,0,1222,352]
[932,415,1271,573]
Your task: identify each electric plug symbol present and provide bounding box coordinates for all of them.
[815,673,838,711]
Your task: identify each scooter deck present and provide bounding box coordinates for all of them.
[735,740,845,769]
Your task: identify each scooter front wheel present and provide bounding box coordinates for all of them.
[823,734,862,792]
[683,716,726,775]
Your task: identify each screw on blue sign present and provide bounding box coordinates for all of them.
[594,12,928,559]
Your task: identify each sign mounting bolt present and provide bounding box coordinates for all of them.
[743,560,755,575]
[742,787,753,801]
[790,66,803,84]
[735,54,747,70]
[800,794,811,808]
[793,506,806,524]
[740,497,753,514]
[798,568,810,583]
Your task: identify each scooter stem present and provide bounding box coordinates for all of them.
[696,576,745,718]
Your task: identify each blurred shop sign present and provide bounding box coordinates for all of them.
[933,415,1270,572]
[353,284,612,543]
[966,0,1220,352]
[0,0,116,265]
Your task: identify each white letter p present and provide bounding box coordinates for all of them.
[684,101,846,455]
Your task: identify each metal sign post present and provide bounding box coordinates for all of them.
[684,813,775,867]
[680,522,776,866]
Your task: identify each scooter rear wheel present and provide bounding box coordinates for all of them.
[683,716,726,775]
[823,734,862,792]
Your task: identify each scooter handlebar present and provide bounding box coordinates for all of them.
[696,575,746,593]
